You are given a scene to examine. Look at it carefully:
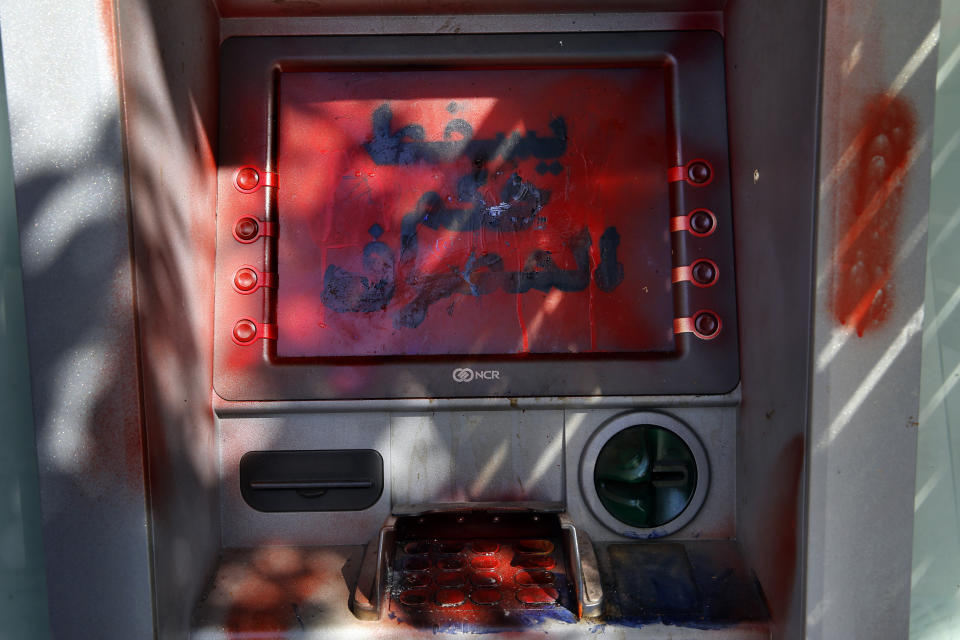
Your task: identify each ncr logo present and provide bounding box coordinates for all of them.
[452,368,501,383]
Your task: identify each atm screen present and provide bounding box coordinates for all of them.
[275,68,675,358]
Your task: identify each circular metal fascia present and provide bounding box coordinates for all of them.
[580,411,710,539]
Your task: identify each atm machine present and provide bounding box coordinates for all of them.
[0,0,939,638]
[212,28,746,632]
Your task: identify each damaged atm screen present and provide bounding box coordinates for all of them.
[276,68,675,358]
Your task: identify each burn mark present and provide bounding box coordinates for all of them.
[395,229,595,329]
[491,172,546,230]
[322,186,625,328]
[833,94,916,336]
[594,227,625,292]
[320,231,395,313]
[364,104,567,166]
[402,171,548,240]
[395,253,505,329]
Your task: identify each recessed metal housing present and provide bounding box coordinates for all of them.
[580,411,709,538]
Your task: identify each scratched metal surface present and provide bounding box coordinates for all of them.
[212,389,741,414]
[0,0,154,637]
[191,542,770,639]
[721,1,825,638]
[390,411,565,506]
[218,12,727,41]
[807,0,939,639]
[214,0,726,18]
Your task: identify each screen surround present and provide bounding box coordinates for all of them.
[213,32,739,400]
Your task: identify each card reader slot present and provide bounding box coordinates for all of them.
[240,449,384,512]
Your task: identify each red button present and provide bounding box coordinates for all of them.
[472,541,499,554]
[689,210,716,235]
[234,268,258,292]
[437,556,466,571]
[517,586,559,605]
[691,260,718,286]
[516,539,554,555]
[403,572,431,588]
[470,571,501,587]
[404,557,429,572]
[516,570,555,586]
[399,589,429,607]
[436,571,466,587]
[438,541,466,554]
[694,311,720,337]
[687,161,711,184]
[471,556,497,570]
[236,167,259,191]
[233,319,257,343]
[436,588,466,607]
[404,542,430,555]
[470,588,502,605]
[513,554,556,570]
[234,217,259,242]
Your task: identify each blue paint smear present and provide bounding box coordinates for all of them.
[413,606,577,636]
[605,543,769,632]
[511,606,578,626]
[613,616,732,631]
[619,530,666,540]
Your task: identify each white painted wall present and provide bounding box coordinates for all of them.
[0,27,51,640]
[911,1,960,637]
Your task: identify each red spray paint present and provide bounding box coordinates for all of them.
[98,0,118,72]
[224,548,329,638]
[833,94,916,336]
[763,435,804,618]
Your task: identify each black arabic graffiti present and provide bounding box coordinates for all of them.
[399,171,547,248]
[320,220,625,328]
[320,233,395,314]
[594,227,625,293]
[318,105,624,327]
[363,104,568,166]
[395,227,597,329]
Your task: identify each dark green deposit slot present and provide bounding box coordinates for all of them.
[594,426,698,529]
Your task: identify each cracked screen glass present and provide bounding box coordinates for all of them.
[275,68,675,357]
